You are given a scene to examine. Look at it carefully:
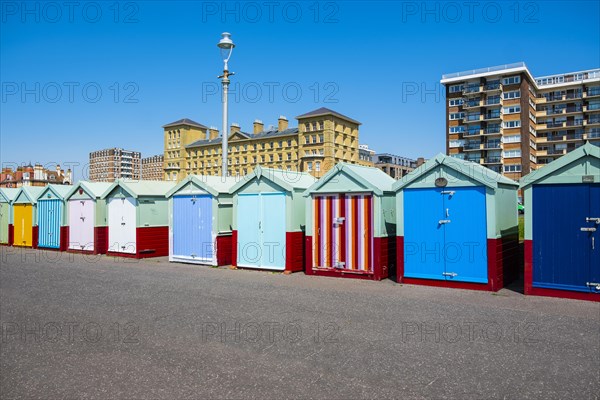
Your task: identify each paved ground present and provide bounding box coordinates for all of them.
[0,247,598,399]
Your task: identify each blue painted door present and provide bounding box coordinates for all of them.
[173,195,214,262]
[404,187,488,283]
[260,193,286,270]
[589,185,600,292]
[404,188,445,280]
[533,184,600,293]
[443,187,488,283]
[237,192,286,270]
[38,199,62,249]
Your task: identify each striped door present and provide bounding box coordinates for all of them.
[38,199,62,249]
[0,203,8,244]
[68,199,95,251]
[172,195,214,262]
[313,194,373,272]
[13,204,32,247]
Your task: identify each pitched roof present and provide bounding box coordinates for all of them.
[36,184,73,200]
[0,188,19,202]
[186,128,300,148]
[163,118,208,129]
[15,186,45,203]
[65,181,113,200]
[229,166,317,194]
[520,142,600,188]
[393,153,519,191]
[166,175,238,197]
[295,107,361,125]
[101,180,176,199]
[304,163,396,196]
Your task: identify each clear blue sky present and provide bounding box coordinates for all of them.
[1,1,599,180]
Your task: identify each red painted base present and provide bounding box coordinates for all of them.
[231,230,305,273]
[32,226,38,249]
[524,240,599,302]
[303,236,394,281]
[8,224,13,246]
[216,234,232,266]
[66,226,108,255]
[106,226,169,259]
[395,236,518,292]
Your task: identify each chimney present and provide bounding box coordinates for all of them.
[253,119,264,134]
[278,116,288,131]
[230,123,240,134]
[209,126,219,140]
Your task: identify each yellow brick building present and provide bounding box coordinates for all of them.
[162,108,361,181]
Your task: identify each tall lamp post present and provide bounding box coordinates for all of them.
[217,32,235,177]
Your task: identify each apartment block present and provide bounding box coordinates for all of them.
[441,62,600,180]
[357,144,376,167]
[163,108,361,181]
[89,148,141,182]
[141,155,164,181]
[373,153,422,179]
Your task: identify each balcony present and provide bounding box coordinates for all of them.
[547,133,584,142]
[483,157,502,164]
[484,98,502,106]
[463,143,482,151]
[482,142,502,149]
[483,128,502,135]
[587,131,600,139]
[586,118,600,126]
[464,129,482,137]
[462,85,482,95]
[547,149,566,156]
[463,114,483,123]
[484,82,502,92]
[463,100,483,109]
[483,113,502,121]
[585,88,600,98]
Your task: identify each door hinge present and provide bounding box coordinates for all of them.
[439,219,451,225]
[586,217,600,225]
[442,272,458,277]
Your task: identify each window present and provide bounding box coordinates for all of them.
[315,162,321,172]
[503,120,521,129]
[311,122,316,131]
[449,98,463,107]
[319,134,324,143]
[278,141,283,148]
[449,112,465,120]
[503,90,521,100]
[287,140,292,147]
[312,135,317,143]
[278,154,282,161]
[503,105,521,114]
[287,153,291,160]
[503,134,521,143]
[449,84,462,93]
[449,139,465,148]
[307,161,313,172]
[305,123,310,132]
[504,164,522,173]
[503,149,521,158]
[449,126,465,134]
[502,76,521,85]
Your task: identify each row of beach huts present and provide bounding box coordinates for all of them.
[1,145,599,302]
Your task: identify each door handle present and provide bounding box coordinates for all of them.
[446,208,450,218]
[441,191,455,196]
[586,282,600,290]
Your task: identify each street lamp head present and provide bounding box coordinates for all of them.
[217,32,235,67]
